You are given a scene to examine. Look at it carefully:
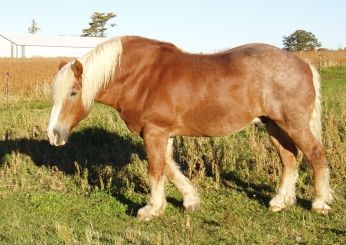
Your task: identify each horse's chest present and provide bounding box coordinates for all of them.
[119,109,144,135]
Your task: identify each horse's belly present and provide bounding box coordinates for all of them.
[174,112,255,137]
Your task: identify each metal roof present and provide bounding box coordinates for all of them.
[0,33,107,48]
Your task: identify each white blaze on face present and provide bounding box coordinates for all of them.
[47,103,64,146]
[47,60,76,146]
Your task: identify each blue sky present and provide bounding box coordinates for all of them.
[1,0,345,52]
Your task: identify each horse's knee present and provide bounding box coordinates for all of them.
[310,144,324,161]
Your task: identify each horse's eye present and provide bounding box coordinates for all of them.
[70,91,77,97]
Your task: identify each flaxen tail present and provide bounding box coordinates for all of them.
[309,64,322,143]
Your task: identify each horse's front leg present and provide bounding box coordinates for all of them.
[165,138,200,212]
[137,127,168,221]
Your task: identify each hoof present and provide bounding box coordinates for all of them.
[183,194,201,213]
[137,201,167,221]
[312,207,330,215]
[269,194,296,212]
[312,200,331,215]
[268,205,284,212]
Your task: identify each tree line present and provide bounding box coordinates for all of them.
[27,13,328,52]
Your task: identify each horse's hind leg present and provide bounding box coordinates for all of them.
[165,138,200,212]
[266,121,299,212]
[283,127,333,214]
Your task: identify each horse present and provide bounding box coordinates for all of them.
[47,36,333,221]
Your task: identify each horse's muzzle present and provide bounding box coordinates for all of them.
[47,127,69,146]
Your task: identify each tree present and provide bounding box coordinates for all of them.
[82,12,116,37]
[28,19,40,34]
[283,30,321,52]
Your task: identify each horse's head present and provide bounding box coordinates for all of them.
[47,37,123,146]
[47,60,88,146]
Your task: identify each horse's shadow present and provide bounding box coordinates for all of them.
[0,128,146,215]
[222,171,311,210]
[0,128,311,214]
[0,128,145,172]
[222,171,273,206]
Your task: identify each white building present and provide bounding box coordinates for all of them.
[0,33,106,58]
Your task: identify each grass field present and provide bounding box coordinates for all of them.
[0,59,345,243]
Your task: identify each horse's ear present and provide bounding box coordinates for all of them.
[71,60,83,79]
[58,61,68,70]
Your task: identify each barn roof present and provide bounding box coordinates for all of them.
[0,33,106,48]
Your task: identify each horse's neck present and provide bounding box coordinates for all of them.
[94,79,122,109]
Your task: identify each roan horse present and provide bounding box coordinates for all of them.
[47,36,333,221]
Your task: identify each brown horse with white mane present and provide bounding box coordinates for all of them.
[47,36,333,221]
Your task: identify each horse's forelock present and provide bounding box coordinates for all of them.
[52,62,75,105]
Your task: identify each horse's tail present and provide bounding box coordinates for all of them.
[309,64,322,143]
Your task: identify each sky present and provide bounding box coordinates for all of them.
[1,0,345,53]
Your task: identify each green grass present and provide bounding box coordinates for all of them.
[0,66,345,244]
